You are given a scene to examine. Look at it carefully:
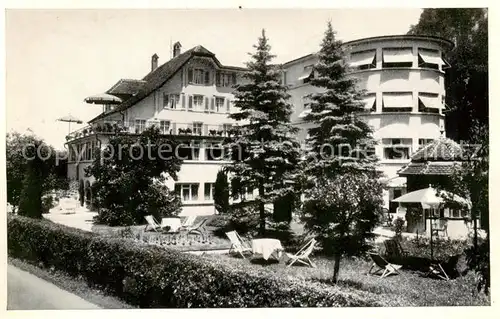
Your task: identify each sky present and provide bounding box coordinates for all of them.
[5,8,422,149]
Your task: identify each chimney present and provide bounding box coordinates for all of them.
[173,42,182,58]
[151,53,159,71]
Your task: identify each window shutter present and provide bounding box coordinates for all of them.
[188,95,193,109]
[226,99,230,113]
[205,71,210,85]
[232,73,237,85]
[188,69,193,83]
[172,122,177,134]
[181,94,186,108]
[211,97,215,111]
[204,124,209,136]
[205,97,210,111]
[163,93,168,107]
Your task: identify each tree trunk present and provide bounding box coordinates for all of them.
[258,180,265,236]
[332,254,341,283]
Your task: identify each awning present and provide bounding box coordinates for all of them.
[84,93,123,105]
[382,48,413,63]
[418,49,444,66]
[382,92,413,108]
[418,94,441,109]
[298,70,313,81]
[362,94,376,110]
[350,50,376,67]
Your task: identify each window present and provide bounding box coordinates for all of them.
[205,143,224,161]
[382,48,413,68]
[204,183,215,200]
[222,124,232,135]
[189,68,209,85]
[302,95,311,109]
[175,183,199,202]
[163,93,180,109]
[298,65,314,84]
[242,187,254,200]
[418,93,441,114]
[282,71,287,85]
[215,97,225,112]
[104,105,113,112]
[418,138,434,147]
[160,120,171,134]
[135,119,146,134]
[418,48,442,70]
[382,138,412,160]
[362,93,376,112]
[192,95,204,111]
[350,50,376,70]
[216,72,236,87]
[382,92,413,113]
[192,122,203,135]
[177,143,200,160]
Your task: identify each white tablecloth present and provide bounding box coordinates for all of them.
[161,218,181,232]
[252,238,283,260]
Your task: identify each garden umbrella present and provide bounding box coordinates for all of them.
[57,114,83,134]
[392,185,470,260]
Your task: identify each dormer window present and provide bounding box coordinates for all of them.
[216,72,236,87]
[188,68,211,85]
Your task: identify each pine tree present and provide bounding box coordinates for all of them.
[226,29,301,236]
[300,22,384,283]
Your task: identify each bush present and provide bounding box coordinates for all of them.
[8,215,388,307]
[392,217,405,240]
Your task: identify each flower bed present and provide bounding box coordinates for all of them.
[8,215,389,307]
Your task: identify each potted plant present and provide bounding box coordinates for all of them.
[217,130,224,136]
[209,129,217,136]
[105,123,112,132]
[185,128,193,135]
[82,129,88,136]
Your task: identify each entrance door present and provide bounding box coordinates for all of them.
[406,207,425,234]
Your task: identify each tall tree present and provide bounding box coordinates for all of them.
[408,8,488,142]
[226,29,301,236]
[214,169,230,215]
[87,126,183,226]
[300,22,384,283]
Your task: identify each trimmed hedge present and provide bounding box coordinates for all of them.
[8,215,390,307]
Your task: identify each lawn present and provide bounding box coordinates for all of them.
[201,253,489,307]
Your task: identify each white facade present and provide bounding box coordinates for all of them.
[283,35,453,210]
[67,46,248,216]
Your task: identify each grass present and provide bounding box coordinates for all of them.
[201,253,490,306]
[8,257,136,309]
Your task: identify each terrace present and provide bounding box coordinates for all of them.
[65,120,243,142]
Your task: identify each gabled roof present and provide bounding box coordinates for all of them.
[89,45,246,123]
[106,79,146,97]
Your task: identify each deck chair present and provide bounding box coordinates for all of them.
[384,239,409,259]
[185,218,209,236]
[226,231,253,258]
[368,253,402,278]
[285,238,317,268]
[144,215,162,232]
[179,215,197,230]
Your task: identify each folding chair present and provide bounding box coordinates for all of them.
[144,215,162,232]
[368,253,402,278]
[384,239,409,258]
[185,218,209,236]
[179,215,197,230]
[226,231,253,258]
[285,239,317,268]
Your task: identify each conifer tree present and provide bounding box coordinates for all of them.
[226,29,301,235]
[300,22,384,282]
[214,169,230,215]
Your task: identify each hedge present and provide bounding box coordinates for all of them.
[7,215,391,307]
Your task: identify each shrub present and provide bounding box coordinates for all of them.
[393,217,405,240]
[8,215,388,307]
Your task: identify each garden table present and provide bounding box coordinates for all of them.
[161,218,182,232]
[251,238,283,260]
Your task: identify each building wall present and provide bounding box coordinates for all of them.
[283,36,450,185]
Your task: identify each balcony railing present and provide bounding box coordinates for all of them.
[65,120,243,143]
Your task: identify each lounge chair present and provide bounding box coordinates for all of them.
[179,215,197,230]
[226,231,253,258]
[144,215,162,232]
[368,253,402,278]
[285,238,317,268]
[185,218,209,236]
